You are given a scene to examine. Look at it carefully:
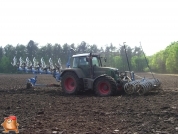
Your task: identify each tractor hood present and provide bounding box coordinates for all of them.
[94,66,119,79]
[94,66,119,72]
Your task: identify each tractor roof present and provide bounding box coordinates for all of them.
[72,53,100,57]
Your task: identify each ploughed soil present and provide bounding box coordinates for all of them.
[0,73,178,134]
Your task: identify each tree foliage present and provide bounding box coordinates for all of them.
[149,41,178,73]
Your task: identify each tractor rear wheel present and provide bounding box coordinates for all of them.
[94,75,117,97]
[61,72,83,95]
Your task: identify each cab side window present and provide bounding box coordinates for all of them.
[79,57,88,65]
[73,57,79,68]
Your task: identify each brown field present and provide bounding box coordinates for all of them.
[0,73,178,134]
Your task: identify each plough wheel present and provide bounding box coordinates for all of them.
[26,83,32,89]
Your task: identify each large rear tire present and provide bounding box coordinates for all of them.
[94,75,117,97]
[61,72,83,95]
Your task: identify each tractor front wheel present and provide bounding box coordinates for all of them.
[94,76,117,97]
[61,72,83,95]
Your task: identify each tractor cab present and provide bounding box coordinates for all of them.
[72,53,103,78]
[72,53,101,68]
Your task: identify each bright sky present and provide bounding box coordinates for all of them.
[0,0,178,56]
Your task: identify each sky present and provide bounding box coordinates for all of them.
[0,0,178,56]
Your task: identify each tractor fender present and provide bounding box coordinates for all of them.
[60,68,85,78]
[93,74,107,87]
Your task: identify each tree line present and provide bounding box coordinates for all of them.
[0,40,162,73]
[149,41,178,73]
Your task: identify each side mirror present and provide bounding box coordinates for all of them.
[104,57,107,62]
[86,57,89,62]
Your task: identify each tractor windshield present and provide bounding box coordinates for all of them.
[92,57,100,67]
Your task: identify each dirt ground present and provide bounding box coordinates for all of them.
[0,73,178,134]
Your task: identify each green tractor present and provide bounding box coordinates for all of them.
[60,53,130,96]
